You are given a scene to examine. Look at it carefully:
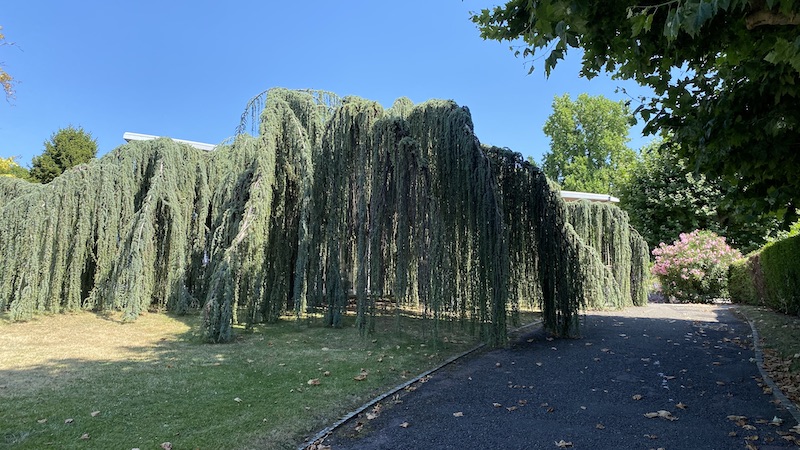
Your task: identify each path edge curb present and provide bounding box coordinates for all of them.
[745,315,800,425]
[297,319,543,449]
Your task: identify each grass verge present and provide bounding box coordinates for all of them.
[0,309,538,449]
[735,305,800,408]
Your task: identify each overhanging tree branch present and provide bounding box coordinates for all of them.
[745,9,800,28]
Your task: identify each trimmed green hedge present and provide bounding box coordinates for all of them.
[728,256,759,305]
[728,234,800,314]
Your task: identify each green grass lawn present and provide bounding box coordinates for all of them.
[0,309,537,449]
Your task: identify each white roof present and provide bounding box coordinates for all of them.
[560,190,619,203]
[123,132,216,151]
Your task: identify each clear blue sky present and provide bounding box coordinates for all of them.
[1,1,655,168]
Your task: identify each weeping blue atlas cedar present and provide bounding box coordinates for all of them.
[0,88,649,345]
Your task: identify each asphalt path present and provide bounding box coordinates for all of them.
[316,303,800,449]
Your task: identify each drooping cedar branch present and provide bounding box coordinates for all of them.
[0,88,649,345]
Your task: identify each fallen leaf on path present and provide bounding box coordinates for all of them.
[80,433,90,440]
[644,434,658,439]
[234,397,242,403]
[632,394,643,400]
[595,423,605,429]
[729,431,738,437]
[493,403,502,408]
[676,402,687,410]
[399,422,409,428]
[366,412,377,420]
[90,411,100,417]
[554,440,573,448]
[453,411,463,417]
[772,416,784,426]
[744,435,759,441]
[506,406,518,412]
[64,418,74,424]
[644,410,678,421]
[727,415,748,421]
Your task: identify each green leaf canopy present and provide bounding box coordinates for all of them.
[472,0,800,224]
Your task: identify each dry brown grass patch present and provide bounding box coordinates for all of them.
[0,311,192,396]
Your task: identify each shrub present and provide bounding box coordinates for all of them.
[728,257,759,305]
[651,230,742,303]
[728,234,800,315]
[759,234,800,314]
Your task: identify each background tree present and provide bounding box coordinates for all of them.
[0,26,14,100]
[30,126,97,183]
[472,0,800,225]
[0,156,30,180]
[620,138,777,253]
[541,93,637,195]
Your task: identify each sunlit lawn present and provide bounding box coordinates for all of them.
[0,308,538,449]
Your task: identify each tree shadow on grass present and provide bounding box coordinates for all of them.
[0,308,503,449]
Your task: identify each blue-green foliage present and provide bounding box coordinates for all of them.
[565,200,650,308]
[0,89,651,345]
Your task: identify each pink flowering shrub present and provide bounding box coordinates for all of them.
[651,230,742,303]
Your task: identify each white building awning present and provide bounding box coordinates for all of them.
[559,190,619,203]
[123,132,216,152]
